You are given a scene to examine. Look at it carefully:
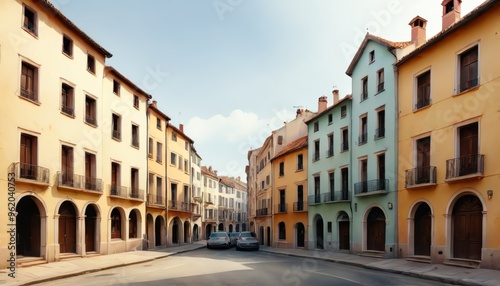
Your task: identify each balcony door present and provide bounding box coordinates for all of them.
[416,137,431,184]
[458,122,478,176]
[61,146,73,185]
[20,134,37,179]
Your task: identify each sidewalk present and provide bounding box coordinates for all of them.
[2,241,500,286]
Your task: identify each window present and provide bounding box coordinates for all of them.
[329,172,335,200]
[85,96,97,126]
[314,176,320,203]
[359,115,368,145]
[341,168,349,200]
[131,168,139,198]
[266,175,270,186]
[148,138,153,158]
[84,152,96,190]
[278,135,283,145]
[178,156,183,170]
[328,113,333,125]
[112,114,121,140]
[327,133,333,157]
[61,83,74,116]
[172,133,177,141]
[313,122,319,132]
[328,222,332,233]
[62,35,73,57]
[341,106,347,118]
[23,5,37,35]
[369,50,375,63]
[20,133,38,180]
[445,0,454,13]
[185,142,189,151]
[156,118,161,129]
[459,45,478,92]
[361,77,368,101]
[113,80,120,95]
[20,61,38,102]
[61,145,74,185]
[457,122,479,176]
[279,162,284,176]
[359,158,368,193]
[313,140,320,162]
[184,159,188,173]
[341,128,349,152]
[297,154,303,170]
[87,54,95,74]
[156,176,162,196]
[416,70,431,109]
[156,142,162,163]
[129,211,138,238]
[170,152,176,165]
[111,209,122,239]
[278,222,286,240]
[416,136,431,184]
[375,109,385,139]
[377,153,386,190]
[377,69,384,92]
[131,125,139,147]
[133,95,139,109]
[297,185,304,211]
[111,162,121,194]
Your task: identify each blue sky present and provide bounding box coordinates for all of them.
[53,0,484,181]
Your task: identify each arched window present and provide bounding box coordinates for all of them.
[111,209,121,239]
[129,210,138,238]
[278,222,286,240]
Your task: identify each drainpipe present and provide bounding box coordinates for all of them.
[348,100,354,253]
[389,47,399,258]
[145,104,150,250]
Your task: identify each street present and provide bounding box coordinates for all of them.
[37,248,451,286]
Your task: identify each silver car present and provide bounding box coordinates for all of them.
[236,231,259,250]
[207,232,230,249]
[229,232,240,247]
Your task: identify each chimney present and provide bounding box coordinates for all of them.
[179,123,184,133]
[318,96,328,113]
[296,108,303,117]
[442,0,461,31]
[151,100,157,107]
[409,16,427,47]
[332,89,340,104]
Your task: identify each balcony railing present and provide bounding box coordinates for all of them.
[326,148,334,158]
[358,133,368,145]
[180,201,191,212]
[85,115,97,125]
[324,190,351,202]
[112,129,121,140]
[405,166,437,188]
[256,208,269,216]
[308,194,322,205]
[446,154,484,181]
[129,187,144,200]
[354,179,388,196]
[21,88,37,102]
[276,203,287,214]
[312,152,320,162]
[10,162,50,185]
[168,200,179,210]
[147,194,165,207]
[109,185,133,199]
[341,142,349,152]
[360,93,368,102]
[374,128,385,140]
[377,82,385,92]
[57,172,103,193]
[61,105,74,116]
[293,201,307,212]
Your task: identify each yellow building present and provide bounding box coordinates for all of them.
[166,123,194,245]
[146,101,170,248]
[272,136,308,248]
[396,0,500,269]
[254,135,273,246]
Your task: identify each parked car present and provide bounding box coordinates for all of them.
[228,232,240,247]
[207,232,230,249]
[236,231,259,250]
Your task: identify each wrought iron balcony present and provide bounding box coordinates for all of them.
[112,129,121,140]
[377,82,385,93]
[354,179,388,196]
[324,190,351,202]
[57,172,103,193]
[10,162,50,185]
[446,154,484,182]
[256,208,269,216]
[312,152,320,162]
[276,203,287,214]
[374,128,385,140]
[147,194,165,208]
[180,201,191,212]
[129,187,144,200]
[326,148,334,158]
[341,142,349,152]
[308,194,322,205]
[61,105,74,116]
[358,133,368,145]
[293,201,307,212]
[168,200,179,210]
[85,115,97,125]
[109,185,134,199]
[405,166,437,188]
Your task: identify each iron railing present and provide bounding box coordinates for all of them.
[354,179,388,195]
[276,203,287,214]
[293,201,307,212]
[405,166,437,187]
[10,162,50,184]
[446,154,484,179]
[58,172,103,193]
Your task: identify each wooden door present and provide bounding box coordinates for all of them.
[297,223,305,247]
[59,202,76,253]
[155,217,162,246]
[459,123,478,176]
[367,208,386,251]
[416,137,431,183]
[20,134,37,179]
[453,195,482,260]
[339,221,350,250]
[84,206,96,252]
[414,203,431,256]
[16,197,41,257]
[316,218,324,249]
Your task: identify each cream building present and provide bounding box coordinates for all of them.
[0,0,115,267]
[201,166,219,239]
[190,147,203,241]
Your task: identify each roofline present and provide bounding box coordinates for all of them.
[271,136,308,161]
[305,94,352,124]
[167,123,194,144]
[37,0,112,58]
[148,104,171,121]
[396,0,499,66]
[105,66,152,99]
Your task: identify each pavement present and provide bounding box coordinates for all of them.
[1,241,500,286]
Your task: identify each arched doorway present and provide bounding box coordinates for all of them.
[193,224,199,241]
[315,216,324,249]
[228,224,233,233]
[146,214,154,249]
[218,223,224,231]
[338,211,350,250]
[59,201,77,254]
[16,196,41,257]
[296,223,305,248]
[155,216,163,246]
[414,203,431,256]
[367,207,385,251]
[171,217,181,244]
[453,195,482,260]
[184,221,190,243]
[84,204,98,253]
[259,226,264,245]
[205,224,212,239]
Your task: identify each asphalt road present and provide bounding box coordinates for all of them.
[39,248,451,286]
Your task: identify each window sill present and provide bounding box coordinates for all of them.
[19,95,41,105]
[87,69,96,75]
[131,144,140,149]
[112,136,122,142]
[85,121,98,128]
[413,104,431,113]
[22,27,38,38]
[375,89,385,95]
[453,85,480,97]
[62,52,74,59]
[61,111,75,119]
